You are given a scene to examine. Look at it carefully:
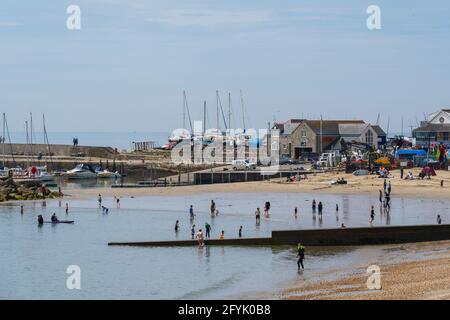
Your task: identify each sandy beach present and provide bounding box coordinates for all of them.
[282,240,450,300]
[65,168,450,200]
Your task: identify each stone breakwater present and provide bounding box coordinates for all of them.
[0,178,60,202]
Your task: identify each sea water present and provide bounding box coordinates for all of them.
[0,192,449,299]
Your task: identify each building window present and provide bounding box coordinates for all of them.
[365,130,373,146]
[301,130,306,137]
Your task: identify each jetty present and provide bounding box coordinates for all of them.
[108,224,450,247]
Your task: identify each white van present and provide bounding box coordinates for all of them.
[232,159,257,171]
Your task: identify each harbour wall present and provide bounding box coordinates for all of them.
[108,224,450,247]
[0,143,118,158]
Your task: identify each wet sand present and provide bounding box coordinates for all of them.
[282,241,450,300]
[65,168,450,200]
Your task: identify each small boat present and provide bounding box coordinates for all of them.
[61,164,97,179]
[29,166,55,181]
[43,220,74,224]
[96,169,121,179]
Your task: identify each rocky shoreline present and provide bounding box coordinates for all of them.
[0,178,61,202]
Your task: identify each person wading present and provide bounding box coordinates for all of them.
[255,207,261,225]
[297,243,305,270]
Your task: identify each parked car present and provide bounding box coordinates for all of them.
[279,156,297,165]
[232,160,257,170]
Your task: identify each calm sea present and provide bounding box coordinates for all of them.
[9,132,170,150]
[1,190,449,299]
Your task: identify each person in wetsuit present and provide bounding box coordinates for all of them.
[297,243,305,270]
[38,215,44,225]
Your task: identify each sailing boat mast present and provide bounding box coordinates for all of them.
[30,112,34,159]
[2,114,5,167]
[3,113,16,167]
[228,92,231,131]
[216,90,220,130]
[25,120,31,168]
[42,114,54,171]
[240,90,246,132]
[203,101,206,136]
[183,91,193,134]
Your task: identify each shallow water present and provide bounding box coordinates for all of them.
[0,192,449,299]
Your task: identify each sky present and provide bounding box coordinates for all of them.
[0,0,449,134]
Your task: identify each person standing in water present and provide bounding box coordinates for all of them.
[98,194,102,208]
[205,222,211,239]
[387,180,392,194]
[255,207,261,225]
[294,207,298,219]
[264,201,271,217]
[437,215,442,225]
[116,197,120,208]
[383,179,387,193]
[239,226,243,238]
[210,200,216,216]
[20,205,24,215]
[196,229,204,247]
[174,220,180,233]
[370,206,375,224]
[318,202,323,216]
[297,243,305,270]
[312,200,316,213]
[379,190,383,203]
[219,230,225,240]
[65,203,69,214]
[189,205,195,220]
[191,224,195,239]
[37,214,44,225]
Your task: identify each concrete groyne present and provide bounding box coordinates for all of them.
[108,224,450,247]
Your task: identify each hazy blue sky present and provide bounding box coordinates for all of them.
[1,0,449,134]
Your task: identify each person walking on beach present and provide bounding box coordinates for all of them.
[255,207,261,225]
[312,200,316,213]
[437,215,442,225]
[196,229,204,247]
[379,190,383,203]
[370,206,375,224]
[205,222,211,239]
[210,200,216,216]
[297,243,305,270]
[98,194,102,208]
[191,224,196,239]
[65,203,69,214]
[383,179,387,193]
[318,202,323,216]
[239,226,243,238]
[264,201,271,217]
[175,220,180,233]
[387,180,392,194]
